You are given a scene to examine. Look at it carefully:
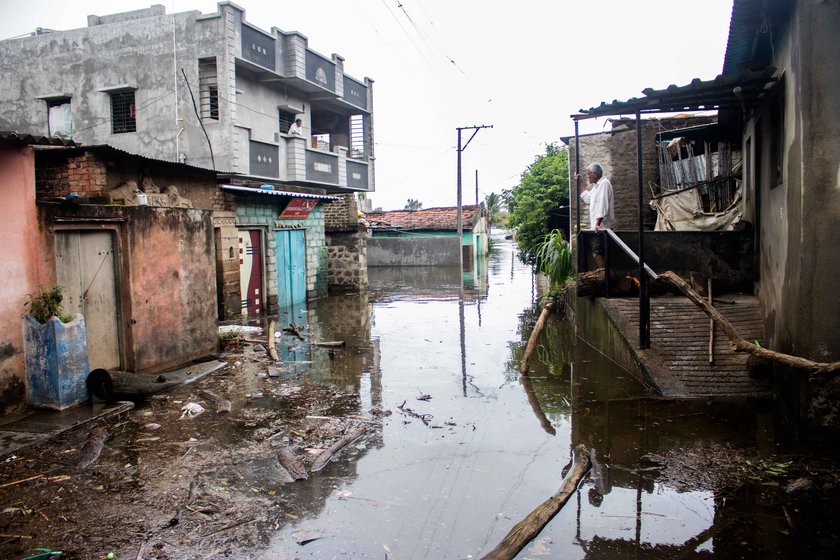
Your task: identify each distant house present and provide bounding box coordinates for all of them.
[366,205,489,267]
[0,133,219,415]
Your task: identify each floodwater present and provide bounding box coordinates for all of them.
[264,233,840,559]
[3,233,837,559]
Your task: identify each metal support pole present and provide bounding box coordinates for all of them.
[475,169,479,206]
[636,110,650,349]
[574,120,583,272]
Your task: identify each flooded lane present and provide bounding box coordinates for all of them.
[269,233,839,559]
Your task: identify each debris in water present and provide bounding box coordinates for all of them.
[180,402,205,419]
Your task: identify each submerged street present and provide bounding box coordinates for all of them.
[1,233,838,559]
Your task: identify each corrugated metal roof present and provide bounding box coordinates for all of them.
[722,0,791,77]
[0,131,78,147]
[220,185,340,200]
[572,67,776,120]
[366,205,483,231]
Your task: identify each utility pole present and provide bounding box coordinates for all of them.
[457,125,492,272]
[475,169,479,206]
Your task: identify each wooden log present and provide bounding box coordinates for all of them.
[313,341,346,348]
[480,444,592,560]
[276,446,308,481]
[707,278,715,364]
[519,301,555,375]
[267,321,279,362]
[311,424,367,473]
[199,390,231,414]
[576,269,636,297]
[658,271,840,376]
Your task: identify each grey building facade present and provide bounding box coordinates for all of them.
[0,2,375,194]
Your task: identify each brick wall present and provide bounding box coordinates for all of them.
[324,193,359,231]
[568,117,715,232]
[327,228,368,293]
[35,150,108,200]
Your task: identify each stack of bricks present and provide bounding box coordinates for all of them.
[323,194,369,293]
[35,151,108,200]
[324,193,359,231]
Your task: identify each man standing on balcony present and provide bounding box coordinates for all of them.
[577,163,614,269]
[289,118,304,136]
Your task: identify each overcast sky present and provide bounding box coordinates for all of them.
[0,0,734,211]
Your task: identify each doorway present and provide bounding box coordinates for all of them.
[54,230,121,371]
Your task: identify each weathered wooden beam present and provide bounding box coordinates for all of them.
[480,444,591,560]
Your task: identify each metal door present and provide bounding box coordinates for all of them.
[54,230,121,371]
[276,229,306,308]
[238,230,264,318]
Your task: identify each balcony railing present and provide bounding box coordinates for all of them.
[248,138,370,191]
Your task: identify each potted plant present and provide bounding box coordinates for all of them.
[22,286,90,410]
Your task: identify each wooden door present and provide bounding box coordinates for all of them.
[54,230,121,371]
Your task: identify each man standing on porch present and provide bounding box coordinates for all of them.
[577,162,614,269]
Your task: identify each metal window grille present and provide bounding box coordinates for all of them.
[199,58,219,121]
[278,110,296,134]
[111,91,136,133]
[350,114,365,158]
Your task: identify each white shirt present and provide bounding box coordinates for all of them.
[580,176,615,230]
[288,122,303,136]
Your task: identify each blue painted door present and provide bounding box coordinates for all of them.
[276,229,307,323]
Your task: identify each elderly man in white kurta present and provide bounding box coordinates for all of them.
[577,163,614,269]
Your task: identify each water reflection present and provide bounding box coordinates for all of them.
[265,234,837,560]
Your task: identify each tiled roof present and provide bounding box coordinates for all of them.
[366,205,483,231]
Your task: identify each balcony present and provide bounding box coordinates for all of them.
[248,137,371,192]
[233,19,370,114]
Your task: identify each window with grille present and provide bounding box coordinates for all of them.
[199,58,219,121]
[110,91,136,134]
[278,109,296,134]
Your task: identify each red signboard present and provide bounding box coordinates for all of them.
[279,198,318,219]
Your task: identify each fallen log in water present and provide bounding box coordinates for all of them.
[277,446,308,481]
[311,424,367,473]
[480,444,592,560]
[519,301,555,375]
[658,271,840,376]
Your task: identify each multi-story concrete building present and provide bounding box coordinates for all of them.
[0,2,374,195]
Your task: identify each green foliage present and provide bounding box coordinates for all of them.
[505,143,569,263]
[744,459,793,481]
[484,192,504,225]
[535,230,574,289]
[25,286,73,324]
[404,198,422,211]
[219,328,242,341]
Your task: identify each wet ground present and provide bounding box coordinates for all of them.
[1,233,839,559]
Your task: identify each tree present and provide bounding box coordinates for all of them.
[505,143,569,263]
[404,198,422,210]
[484,192,504,226]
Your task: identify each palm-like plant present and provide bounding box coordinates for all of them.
[534,230,573,290]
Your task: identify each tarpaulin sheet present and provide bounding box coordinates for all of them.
[651,183,743,231]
